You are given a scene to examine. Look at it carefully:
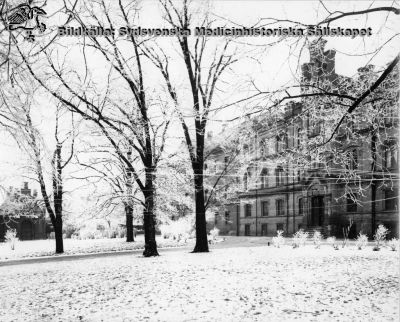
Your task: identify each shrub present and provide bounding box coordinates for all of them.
[159,217,194,242]
[312,230,322,249]
[209,227,220,241]
[292,229,308,248]
[373,224,389,251]
[355,232,368,250]
[272,230,285,248]
[387,238,399,251]
[327,236,339,250]
[5,228,18,250]
[63,224,77,239]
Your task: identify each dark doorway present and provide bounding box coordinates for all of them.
[261,224,268,236]
[21,220,33,240]
[310,196,324,226]
[244,224,251,236]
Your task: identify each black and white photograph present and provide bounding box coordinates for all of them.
[0,0,399,321]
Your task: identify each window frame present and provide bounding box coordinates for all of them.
[245,204,252,217]
[276,199,284,216]
[262,201,269,217]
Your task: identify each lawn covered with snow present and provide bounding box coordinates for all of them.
[0,236,192,260]
[0,244,398,321]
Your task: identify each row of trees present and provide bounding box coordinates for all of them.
[0,0,398,255]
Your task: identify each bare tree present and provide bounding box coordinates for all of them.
[74,144,143,242]
[15,0,172,256]
[10,92,75,253]
[146,0,240,252]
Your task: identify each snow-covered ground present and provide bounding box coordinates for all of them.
[0,236,192,260]
[0,245,398,322]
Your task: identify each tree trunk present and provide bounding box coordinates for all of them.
[125,204,134,242]
[192,165,209,253]
[142,167,159,257]
[142,194,158,257]
[54,215,63,254]
[371,131,377,237]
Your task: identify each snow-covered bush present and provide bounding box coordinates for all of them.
[355,232,368,250]
[387,238,399,251]
[209,227,220,241]
[327,236,339,250]
[272,230,285,248]
[312,230,322,249]
[292,229,308,248]
[373,224,388,251]
[5,228,18,250]
[159,217,194,242]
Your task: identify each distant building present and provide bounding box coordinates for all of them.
[203,130,241,235]
[0,182,48,241]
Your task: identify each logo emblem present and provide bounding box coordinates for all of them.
[5,0,46,41]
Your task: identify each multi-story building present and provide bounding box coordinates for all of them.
[212,39,399,238]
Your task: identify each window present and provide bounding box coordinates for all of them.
[276,199,284,216]
[384,145,398,169]
[224,156,229,165]
[275,134,288,152]
[262,201,269,217]
[260,139,266,156]
[283,133,288,150]
[276,223,284,232]
[299,198,303,215]
[346,149,358,170]
[243,173,248,191]
[224,211,230,221]
[275,136,281,153]
[385,189,398,210]
[214,212,219,224]
[297,128,302,147]
[261,224,268,236]
[309,120,321,136]
[346,195,357,212]
[244,224,251,236]
[275,167,284,186]
[260,169,269,188]
[245,204,252,217]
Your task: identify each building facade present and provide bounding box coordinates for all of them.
[212,40,399,238]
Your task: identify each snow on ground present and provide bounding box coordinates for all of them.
[0,245,398,322]
[0,236,192,260]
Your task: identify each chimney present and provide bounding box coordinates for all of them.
[33,189,38,198]
[24,182,28,190]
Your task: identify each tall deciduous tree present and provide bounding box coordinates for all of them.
[148,0,239,252]
[16,0,172,256]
